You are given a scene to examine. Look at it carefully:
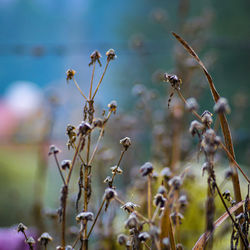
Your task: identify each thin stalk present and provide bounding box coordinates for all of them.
[151,204,160,223]
[53,153,66,186]
[147,174,152,220]
[89,62,96,99]
[22,231,33,250]
[87,198,105,238]
[72,77,88,101]
[61,185,68,248]
[91,60,110,100]
[110,150,126,185]
[213,181,248,248]
[88,111,112,165]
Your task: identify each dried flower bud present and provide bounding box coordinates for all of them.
[61,160,71,170]
[26,237,35,246]
[76,212,94,222]
[161,167,172,181]
[66,69,76,81]
[213,97,231,114]
[104,188,117,201]
[77,121,91,136]
[120,137,131,150]
[93,118,103,128]
[89,50,102,66]
[106,49,116,60]
[178,195,188,208]
[170,212,184,225]
[121,202,140,213]
[222,190,231,201]
[176,243,184,250]
[163,73,182,89]
[185,97,199,112]
[38,232,53,246]
[201,110,213,127]
[125,212,139,229]
[17,223,28,233]
[189,120,204,137]
[168,176,182,190]
[140,162,154,176]
[104,176,112,186]
[117,234,129,245]
[162,237,170,249]
[138,232,150,243]
[110,165,123,174]
[48,145,60,156]
[108,100,117,113]
[202,129,221,154]
[154,193,166,208]
[158,185,167,195]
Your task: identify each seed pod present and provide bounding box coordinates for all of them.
[66,69,76,81]
[89,50,102,66]
[185,97,199,112]
[163,73,182,89]
[140,162,154,176]
[110,165,123,174]
[154,193,166,208]
[138,232,150,243]
[61,160,71,170]
[104,188,117,201]
[26,237,35,246]
[76,212,94,222]
[125,212,139,229]
[77,121,91,136]
[121,202,140,213]
[161,167,172,181]
[108,100,117,113]
[106,49,116,61]
[17,223,27,233]
[201,110,213,127]
[120,137,132,150]
[178,195,188,208]
[189,120,203,137]
[48,145,60,155]
[213,97,231,114]
[168,176,182,190]
[222,190,231,201]
[38,232,53,246]
[170,212,184,225]
[158,185,167,195]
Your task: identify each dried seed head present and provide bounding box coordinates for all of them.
[77,121,92,136]
[125,212,139,229]
[138,232,150,243]
[66,69,76,81]
[104,188,117,201]
[120,137,131,150]
[93,118,103,128]
[185,97,199,112]
[108,100,117,113]
[189,120,204,137]
[17,223,27,233]
[176,243,184,250]
[222,190,231,201]
[140,162,154,176]
[38,232,53,246]
[117,234,129,245]
[66,125,77,149]
[162,237,170,249]
[163,73,182,89]
[178,195,188,208]
[61,160,71,170]
[158,185,167,195]
[170,212,184,225]
[76,212,94,222]
[110,165,123,174]
[48,145,60,156]
[89,50,102,66]
[168,176,182,190]
[201,110,213,127]
[26,237,35,246]
[213,97,231,114]
[202,129,221,154]
[161,167,172,181]
[106,49,116,60]
[121,202,140,213]
[154,193,166,208]
[104,176,112,185]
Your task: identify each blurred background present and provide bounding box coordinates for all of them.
[0,0,249,249]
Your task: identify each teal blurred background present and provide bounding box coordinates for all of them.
[0,0,249,248]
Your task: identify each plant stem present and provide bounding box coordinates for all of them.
[87,198,105,238]
[91,60,110,100]
[72,77,88,101]
[53,153,66,185]
[147,174,152,220]
[110,150,126,185]
[89,62,96,99]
